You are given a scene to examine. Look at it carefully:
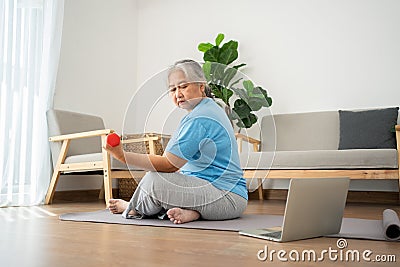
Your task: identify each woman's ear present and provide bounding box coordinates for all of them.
[199,83,205,93]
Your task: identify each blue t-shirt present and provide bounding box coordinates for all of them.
[165,98,248,200]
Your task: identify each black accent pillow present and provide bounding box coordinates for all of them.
[338,107,399,149]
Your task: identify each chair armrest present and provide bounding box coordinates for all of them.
[235,133,261,145]
[49,129,114,142]
[396,125,400,131]
[121,133,172,144]
[235,133,261,152]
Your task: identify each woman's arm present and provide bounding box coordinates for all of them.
[103,143,187,172]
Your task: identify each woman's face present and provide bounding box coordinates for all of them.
[168,70,205,111]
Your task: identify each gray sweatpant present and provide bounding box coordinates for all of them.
[122,171,247,220]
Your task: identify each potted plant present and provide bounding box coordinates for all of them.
[198,33,272,132]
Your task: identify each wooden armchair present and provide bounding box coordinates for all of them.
[45,109,165,204]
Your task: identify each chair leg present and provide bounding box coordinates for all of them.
[98,183,105,200]
[101,135,113,205]
[257,178,264,200]
[44,168,62,204]
[45,140,70,204]
[102,171,112,205]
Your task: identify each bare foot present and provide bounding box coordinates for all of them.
[108,199,129,214]
[167,208,200,224]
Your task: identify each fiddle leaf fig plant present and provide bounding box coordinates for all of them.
[198,33,272,131]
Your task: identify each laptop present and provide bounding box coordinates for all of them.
[239,177,350,242]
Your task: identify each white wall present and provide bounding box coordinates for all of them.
[54,0,400,191]
[135,0,400,115]
[53,0,138,190]
[134,0,400,192]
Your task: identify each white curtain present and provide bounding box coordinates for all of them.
[0,0,64,207]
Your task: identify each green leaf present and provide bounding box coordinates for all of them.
[231,87,248,102]
[233,63,246,69]
[243,80,254,95]
[219,48,238,65]
[248,113,258,126]
[235,120,245,129]
[228,110,241,121]
[221,40,238,51]
[264,96,272,107]
[208,63,226,84]
[198,42,213,53]
[219,40,239,65]
[212,85,232,106]
[221,67,237,87]
[215,33,224,47]
[255,86,273,107]
[248,97,266,111]
[204,46,220,62]
[233,99,251,117]
[220,87,233,105]
[211,84,224,99]
[236,113,257,128]
[202,61,212,81]
[230,77,243,87]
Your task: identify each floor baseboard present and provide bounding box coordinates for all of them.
[53,189,118,203]
[53,188,399,204]
[249,189,400,204]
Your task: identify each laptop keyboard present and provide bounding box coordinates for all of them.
[260,231,282,239]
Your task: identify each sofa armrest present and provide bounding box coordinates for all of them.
[235,133,261,152]
[49,129,114,142]
[395,125,400,181]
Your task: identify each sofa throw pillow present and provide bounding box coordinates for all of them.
[338,107,399,150]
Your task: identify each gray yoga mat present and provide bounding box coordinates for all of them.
[59,209,400,241]
[59,210,284,232]
[328,209,400,241]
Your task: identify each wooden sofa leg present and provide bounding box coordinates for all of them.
[397,170,400,205]
[396,125,400,204]
[257,178,264,200]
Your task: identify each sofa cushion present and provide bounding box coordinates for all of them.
[240,149,398,170]
[260,111,339,151]
[338,107,399,150]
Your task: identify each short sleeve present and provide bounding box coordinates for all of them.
[166,118,208,161]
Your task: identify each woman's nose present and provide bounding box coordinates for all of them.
[175,88,182,98]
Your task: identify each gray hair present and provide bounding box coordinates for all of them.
[168,59,213,98]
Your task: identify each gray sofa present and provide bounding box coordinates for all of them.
[239,107,400,200]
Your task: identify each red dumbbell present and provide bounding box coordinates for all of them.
[107,133,120,147]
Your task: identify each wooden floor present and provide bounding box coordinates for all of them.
[0,200,399,267]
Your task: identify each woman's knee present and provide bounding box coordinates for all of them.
[139,171,169,193]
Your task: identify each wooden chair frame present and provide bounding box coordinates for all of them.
[45,131,164,205]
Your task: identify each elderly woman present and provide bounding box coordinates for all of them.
[105,59,247,224]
